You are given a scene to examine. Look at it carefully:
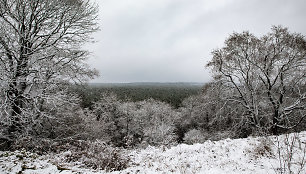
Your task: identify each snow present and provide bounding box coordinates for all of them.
[1,132,305,174]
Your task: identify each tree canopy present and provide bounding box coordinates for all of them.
[207,26,306,134]
[0,0,99,144]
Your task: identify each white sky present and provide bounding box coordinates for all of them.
[86,0,306,83]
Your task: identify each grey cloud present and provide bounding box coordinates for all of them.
[87,0,306,83]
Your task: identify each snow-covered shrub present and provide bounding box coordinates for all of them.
[11,138,130,171]
[0,91,89,151]
[209,130,236,141]
[11,136,60,154]
[178,82,251,141]
[62,140,130,171]
[82,108,112,142]
[90,96,180,147]
[89,93,133,147]
[143,122,178,146]
[183,129,207,144]
[251,137,274,159]
[134,99,180,146]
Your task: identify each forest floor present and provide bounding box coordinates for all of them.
[1,131,305,174]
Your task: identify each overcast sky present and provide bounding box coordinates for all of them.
[86,0,306,83]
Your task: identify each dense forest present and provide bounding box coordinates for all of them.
[71,82,203,109]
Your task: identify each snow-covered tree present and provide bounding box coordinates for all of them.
[90,93,129,146]
[179,82,247,139]
[90,96,180,147]
[0,0,99,145]
[207,26,306,134]
[133,99,180,146]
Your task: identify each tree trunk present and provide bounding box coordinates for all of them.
[271,110,279,135]
[7,19,31,136]
[5,84,24,148]
[7,83,24,137]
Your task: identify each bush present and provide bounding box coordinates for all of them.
[143,122,178,146]
[60,140,130,171]
[209,130,236,141]
[11,137,130,172]
[183,129,207,144]
[250,137,274,159]
[10,136,59,154]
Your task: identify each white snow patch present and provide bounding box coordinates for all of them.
[1,132,305,174]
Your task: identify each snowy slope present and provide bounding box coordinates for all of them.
[1,132,305,174]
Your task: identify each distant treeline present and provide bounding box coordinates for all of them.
[71,83,204,109]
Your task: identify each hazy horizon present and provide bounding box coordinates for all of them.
[88,81,206,84]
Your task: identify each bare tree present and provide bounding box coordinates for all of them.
[0,0,99,144]
[207,26,306,135]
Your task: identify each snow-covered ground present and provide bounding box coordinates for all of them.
[1,132,305,174]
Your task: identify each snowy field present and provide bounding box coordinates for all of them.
[1,132,305,174]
